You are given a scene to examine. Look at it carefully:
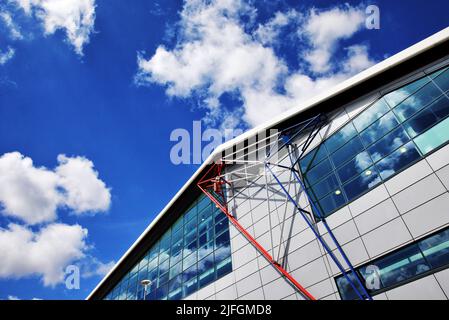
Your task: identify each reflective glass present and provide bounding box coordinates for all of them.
[418,229,449,269]
[414,116,449,154]
[336,151,373,184]
[393,82,442,122]
[432,67,449,92]
[104,194,232,300]
[316,191,345,217]
[343,167,381,201]
[375,141,420,180]
[330,136,364,168]
[403,106,439,138]
[360,244,429,288]
[360,112,400,147]
[304,158,333,186]
[384,76,430,108]
[353,99,390,132]
[325,122,357,154]
[335,272,365,300]
[300,144,328,172]
[335,228,449,300]
[309,173,340,200]
[430,95,449,119]
[367,126,410,162]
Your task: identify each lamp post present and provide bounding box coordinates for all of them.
[140,279,152,301]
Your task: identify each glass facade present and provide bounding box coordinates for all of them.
[300,66,449,218]
[336,227,449,300]
[104,194,232,300]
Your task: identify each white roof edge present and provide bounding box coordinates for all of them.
[87,26,449,299]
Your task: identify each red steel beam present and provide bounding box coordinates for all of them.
[197,163,316,301]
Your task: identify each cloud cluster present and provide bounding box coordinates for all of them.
[0,223,88,286]
[0,46,15,65]
[2,0,96,56]
[0,152,112,286]
[137,0,376,128]
[0,152,111,225]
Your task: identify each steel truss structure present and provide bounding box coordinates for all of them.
[198,114,372,301]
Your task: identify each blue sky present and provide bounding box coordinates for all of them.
[0,0,448,300]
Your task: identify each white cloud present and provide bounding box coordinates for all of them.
[302,5,366,73]
[137,1,376,128]
[0,152,111,225]
[12,0,96,55]
[136,0,286,126]
[56,155,111,215]
[0,223,87,286]
[7,295,20,300]
[0,11,23,40]
[254,10,299,46]
[0,46,15,65]
[78,256,115,278]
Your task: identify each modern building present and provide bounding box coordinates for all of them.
[88,27,449,300]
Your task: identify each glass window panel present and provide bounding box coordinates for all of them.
[214,219,228,237]
[198,252,215,275]
[325,123,357,154]
[300,144,328,172]
[403,107,439,138]
[309,173,340,200]
[169,262,182,280]
[168,288,182,300]
[216,256,232,278]
[137,266,148,282]
[383,76,430,108]
[360,112,400,147]
[198,216,213,235]
[183,278,198,298]
[159,258,170,275]
[184,206,197,223]
[171,229,183,245]
[103,190,232,300]
[148,256,158,270]
[337,151,373,183]
[215,244,232,265]
[182,264,197,283]
[393,82,443,122]
[343,167,381,202]
[184,217,197,235]
[359,244,429,289]
[304,158,333,186]
[185,229,196,245]
[197,196,210,214]
[418,229,449,269]
[170,245,183,266]
[183,251,197,270]
[367,126,411,162]
[198,206,212,223]
[353,99,390,132]
[155,284,168,300]
[198,231,211,247]
[158,271,169,287]
[199,268,215,289]
[429,67,449,79]
[414,116,449,154]
[331,136,364,168]
[215,229,230,248]
[430,95,449,120]
[335,272,365,300]
[214,210,227,224]
[159,233,171,257]
[315,191,345,217]
[432,67,449,92]
[173,217,183,233]
[198,242,214,261]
